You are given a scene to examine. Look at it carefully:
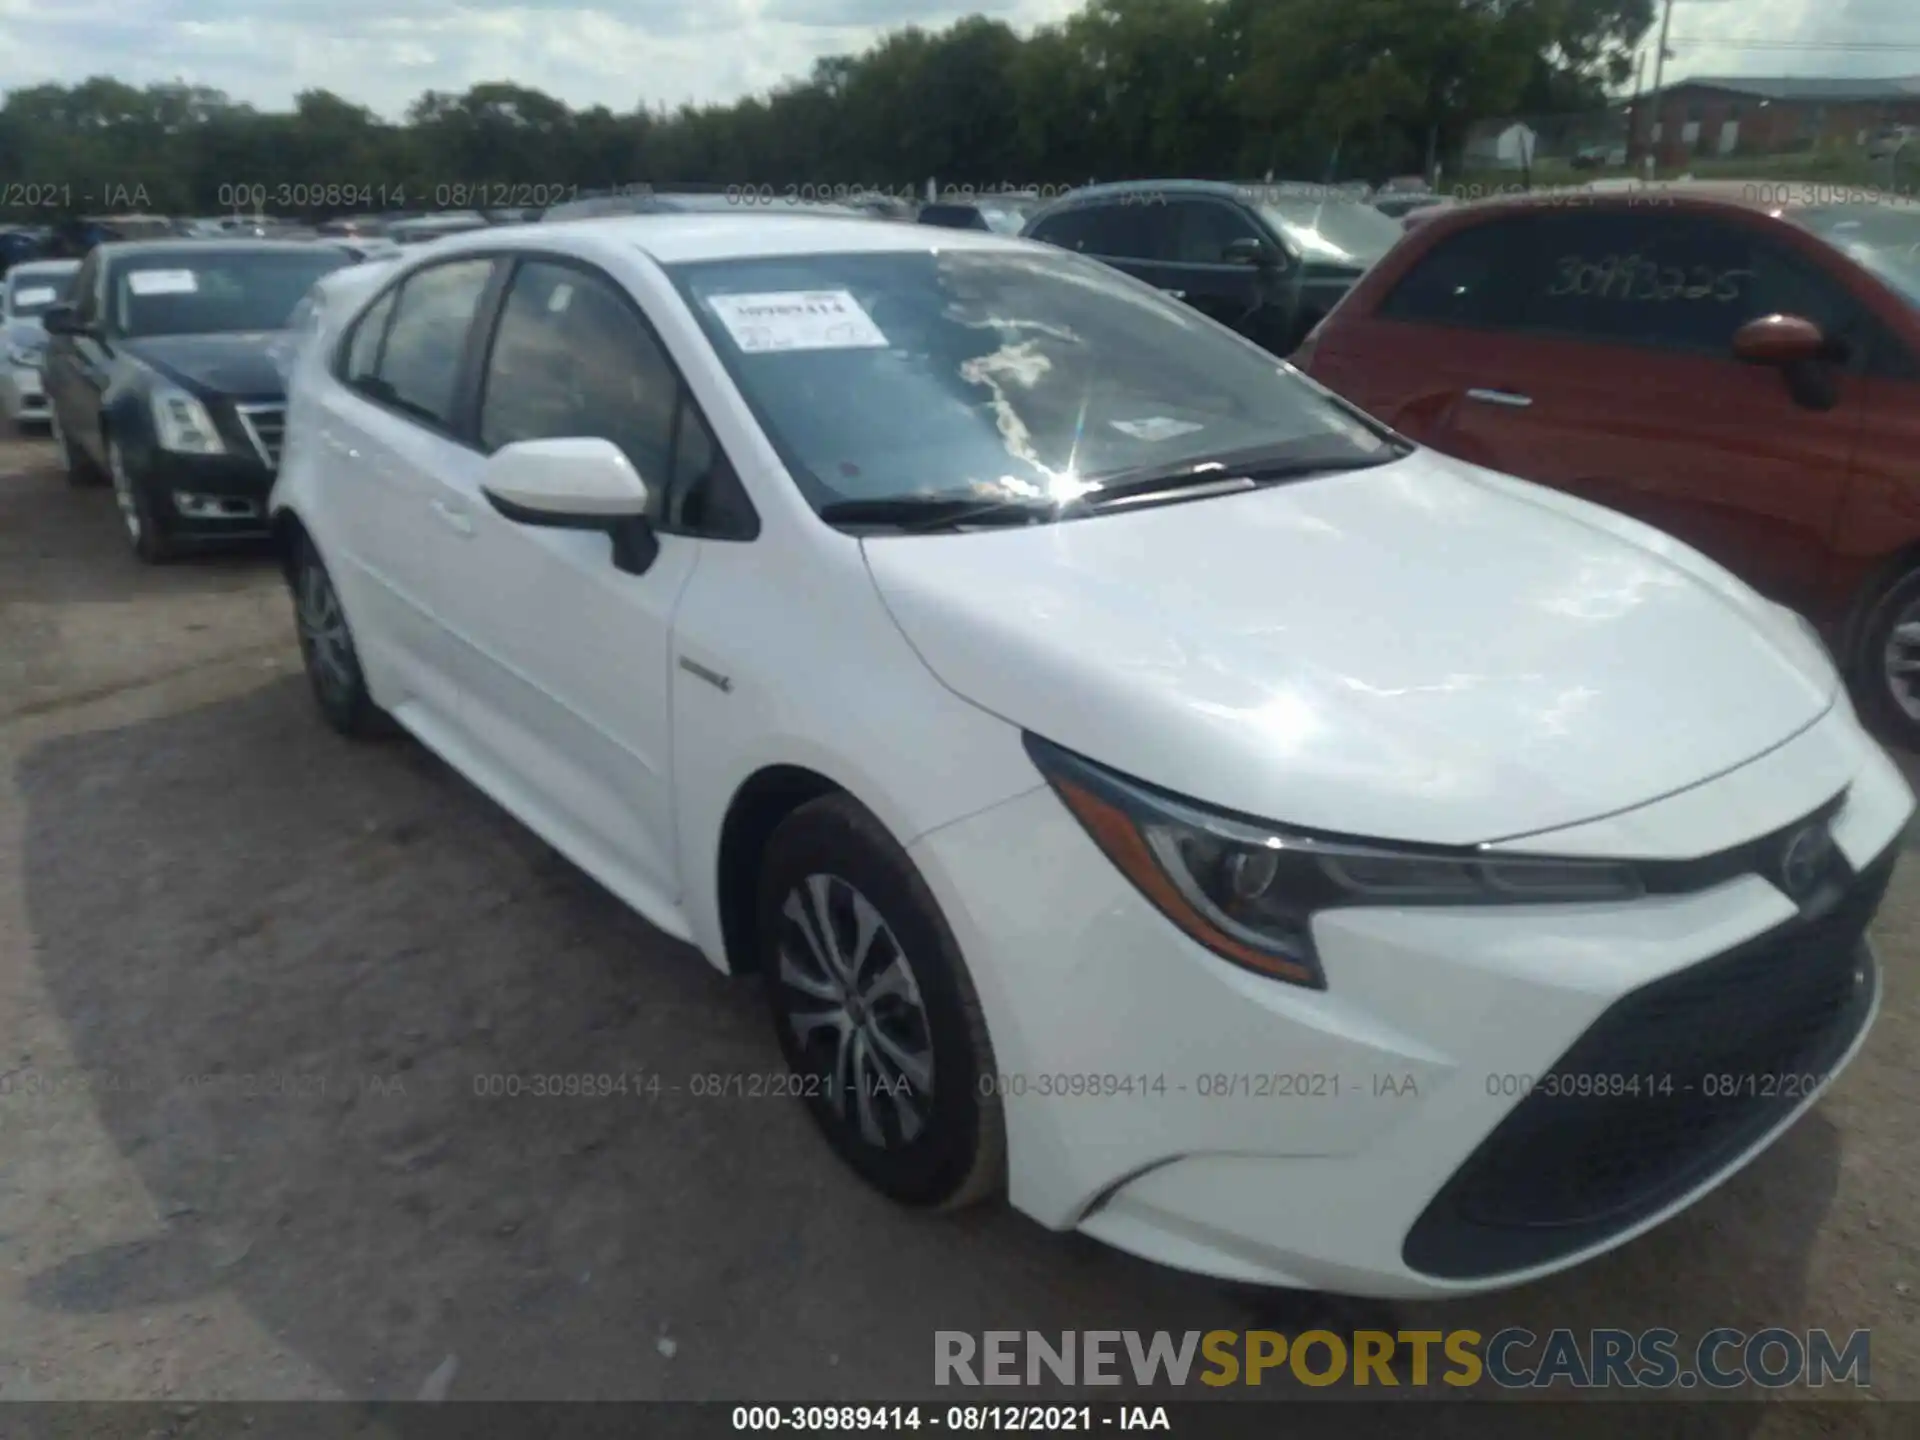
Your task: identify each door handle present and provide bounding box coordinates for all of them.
[431,498,474,536]
[1466,387,1533,409]
[1161,288,1187,299]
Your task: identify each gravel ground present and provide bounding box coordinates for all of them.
[0,433,1915,1428]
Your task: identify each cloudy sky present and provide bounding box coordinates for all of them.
[0,0,1914,118]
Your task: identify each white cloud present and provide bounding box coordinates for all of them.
[0,0,1914,119]
[1657,0,1920,85]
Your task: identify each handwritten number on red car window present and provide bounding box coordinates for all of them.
[1548,254,1753,304]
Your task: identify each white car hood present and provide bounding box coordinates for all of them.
[863,451,1837,846]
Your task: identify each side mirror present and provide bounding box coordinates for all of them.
[1223,236,1280,269]
[480,436,659,575]
[41,304,84,337]
[1731,314,1830,367]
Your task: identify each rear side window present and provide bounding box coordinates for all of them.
[918,205,987,231]
[1026,207,1096,251]
[1377,218,1534,326]
[369,258,494,428]
[344,289,396,387]
[1081,202,1167,261]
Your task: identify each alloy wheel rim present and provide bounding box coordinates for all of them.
[1884,598,1920,722]
[107,443,140,541]
[296,562,356,702]
[777,873,935,1149]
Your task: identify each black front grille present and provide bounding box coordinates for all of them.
[235,404,285,470]
[1403,842,1894,1281]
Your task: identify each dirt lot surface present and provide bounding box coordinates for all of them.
[1,433,1916,1429]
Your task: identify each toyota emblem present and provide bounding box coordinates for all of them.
[1778,822,1834,901]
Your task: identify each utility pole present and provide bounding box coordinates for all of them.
[1650,0,1675,101]
[1647,0,1676,179]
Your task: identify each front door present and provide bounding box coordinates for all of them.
[428,256,697,901]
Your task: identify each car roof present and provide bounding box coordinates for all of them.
[1445,180,1920,217]
[95,238,353,262]
[8,258,80,277]
[430,212,1032,265]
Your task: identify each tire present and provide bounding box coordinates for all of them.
[50,403,103,487]
[756,793,1004,1210]
[290,535,393,738]
[106,436,177,563]
[1853,565,1920,749]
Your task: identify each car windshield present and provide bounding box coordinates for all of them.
[1258,198,1405,265]
[668,246,1393,521]
[6,270,75,317]
[1792,205,1920,307]
[111,249,352,336]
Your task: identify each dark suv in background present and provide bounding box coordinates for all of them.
[1021,179,1407,355]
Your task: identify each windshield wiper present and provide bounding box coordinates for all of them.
[1073,441,1409,512]
[816,496,1057,532]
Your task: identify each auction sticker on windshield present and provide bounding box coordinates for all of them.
[706,290,888,354]
[1112,416,1206,442]
[127,270,199,296]
[12,286,56,306]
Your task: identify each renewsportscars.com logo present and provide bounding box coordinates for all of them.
[934,1328,1871,1390]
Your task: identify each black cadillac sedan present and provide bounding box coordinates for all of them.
[41,240,352,561]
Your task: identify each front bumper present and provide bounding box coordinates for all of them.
[128,443,276,536]
[908,698,1912,1297]
[1,364,47,422]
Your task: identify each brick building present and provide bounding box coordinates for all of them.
[1627,75,1920,166]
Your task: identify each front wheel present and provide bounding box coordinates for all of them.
[1855,565,1920,749]
[757,794,1004,1209]
[107,437,175,563]
[50,402,103,486]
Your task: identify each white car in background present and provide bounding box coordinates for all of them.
[1,258,80,428]
[269,215,1912,1298]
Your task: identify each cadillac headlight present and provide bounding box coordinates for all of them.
[151,386,226,455]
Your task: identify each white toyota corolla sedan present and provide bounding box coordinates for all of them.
[270,213,1914,1298]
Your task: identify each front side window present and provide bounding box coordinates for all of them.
[1165,201,1264,265]
[109,248,352,337]
[367,258,494,428]
[668,246,1393,523]
[1516,210,1868,357]
[477,260,679,507]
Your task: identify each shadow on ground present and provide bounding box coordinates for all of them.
[12,677,1839,1412]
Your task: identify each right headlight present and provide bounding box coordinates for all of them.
[1024,734,1643,989]
[6,343,41,368]
[150,385,226,455]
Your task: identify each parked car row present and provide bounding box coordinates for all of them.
[26,194,1918,1303]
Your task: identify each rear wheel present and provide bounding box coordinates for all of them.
[292,536,392,738]
[1854,564,1920,748]
[757,794,1004,1210]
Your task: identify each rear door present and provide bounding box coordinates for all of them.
[318,255,498,727]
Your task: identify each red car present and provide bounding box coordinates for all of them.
[1296,183,1920,743]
